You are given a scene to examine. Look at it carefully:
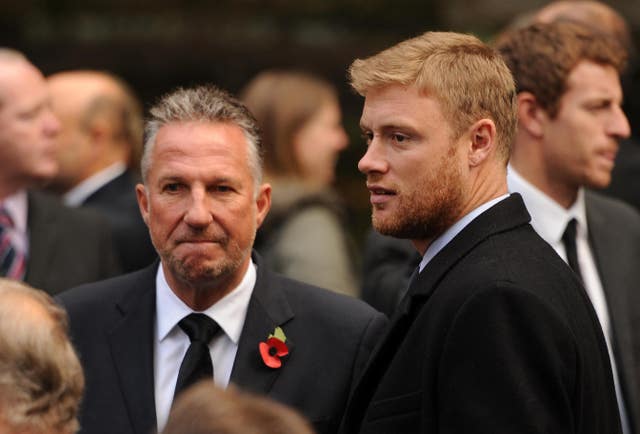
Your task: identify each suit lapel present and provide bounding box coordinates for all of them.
[230,252,294,395]
[344,194,531,431]
[107,264,158,434]
[585,192,640,423]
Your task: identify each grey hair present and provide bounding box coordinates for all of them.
[141,85,263,192]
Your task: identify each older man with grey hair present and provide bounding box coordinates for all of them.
[58,84,387,434]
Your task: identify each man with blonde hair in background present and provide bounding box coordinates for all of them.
[0,278,84,434]
[339,30,620,434]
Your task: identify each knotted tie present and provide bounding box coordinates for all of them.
[562,218,583,282]
[173,313,220,399]
[0,208,25,279]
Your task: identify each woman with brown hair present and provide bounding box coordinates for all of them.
[241,70,359,297]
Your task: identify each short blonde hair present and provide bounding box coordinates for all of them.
[349,31,517,163]
[0,279,84,434]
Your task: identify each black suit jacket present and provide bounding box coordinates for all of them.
[25,190,121,294]
[82,170,157,272]
[586,190,640,432]
[340,194,621,434]
[58,253,387,434]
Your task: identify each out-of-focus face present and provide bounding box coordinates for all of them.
[358,84,466,252]
[0,60,60,191]
[136,121,270,304]
[541,60,630,192]
[293,98,348,187]
[46,75,96,192]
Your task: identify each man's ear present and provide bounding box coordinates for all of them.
[517,92,546,138]
[135,183,150,226]
[467,118,496,167]
[255,183,271,229]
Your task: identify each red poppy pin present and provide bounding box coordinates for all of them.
[259,326,289,369]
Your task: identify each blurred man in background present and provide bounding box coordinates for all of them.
[498,21,640,434]
[0,49,120,294]
[47,70,156,272]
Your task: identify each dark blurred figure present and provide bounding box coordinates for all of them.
[0,278,84,434]
[535,0,640,212]
[0,49,121,294]
[498,21,640,434]
[360,230,420,316]
[47,70,157,272]
[161,382,316,434]
[241,70,359,297]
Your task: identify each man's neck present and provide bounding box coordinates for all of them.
[510,158,577,210]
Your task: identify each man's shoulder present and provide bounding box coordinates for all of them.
[29,189,110,229]
[261,270,386,326]
[57,265,156,314]
[586,189,640,223]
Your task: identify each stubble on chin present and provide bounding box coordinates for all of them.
[163,239,250,292]
[372,163,464,242]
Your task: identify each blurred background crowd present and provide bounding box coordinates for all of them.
[5,0,638,251]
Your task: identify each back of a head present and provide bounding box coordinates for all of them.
[161,382,315,434]
[535,0,632,52]
[0,279,84,434]
[349,31,517,163]
[48,70,144,171]
[240,70,337,177]
[496,21,626,117]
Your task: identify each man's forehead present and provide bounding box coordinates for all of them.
[360,84,440,128]
[565,60,622,95]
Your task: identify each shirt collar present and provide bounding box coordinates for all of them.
[64,162,127,206]
[1,190,28,234]
[156,259,256,345]
[507,165,588,243]
[419,193,510,272]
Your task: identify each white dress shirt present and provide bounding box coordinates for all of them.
[508,166,629,434]
[154,260,256,431]
[63,162,127,207]
[419,194,509,272]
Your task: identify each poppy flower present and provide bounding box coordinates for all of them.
[259,327,289,368]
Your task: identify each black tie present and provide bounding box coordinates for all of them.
[562,218,583,282]
[174,313,220,399]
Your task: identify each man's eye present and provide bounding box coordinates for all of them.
[361,132,373,145]
[391,133,407,143]
[216,185,231,193]
[163,183,182,193]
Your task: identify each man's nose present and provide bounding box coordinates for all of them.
[609,105,631,140]
[358,139,388,175]
[183,190,213,227]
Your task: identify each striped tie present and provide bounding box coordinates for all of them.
[0,209,25,280]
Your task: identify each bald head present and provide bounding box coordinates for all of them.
[47,70,143,193]
[535,1,631,51]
